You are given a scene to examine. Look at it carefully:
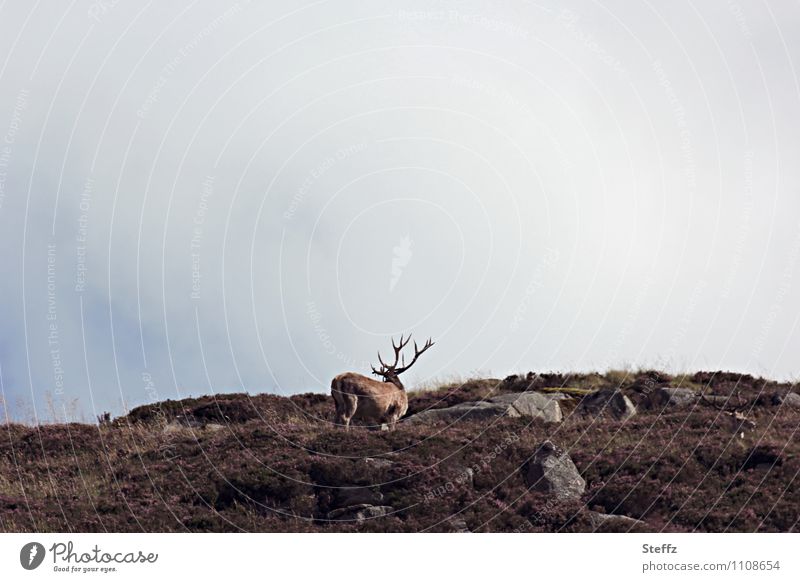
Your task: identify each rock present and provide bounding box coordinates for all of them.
[524,440,586,500]
[447,517,470,532]
[363,457,393,469]
[774,392,800,408]
[488,392,562,423]
[588,511,646,531]
[651,387,697,408]
[406,401,519,424]
[407,392,563,424]
[452,467,474,487]
[542,392,573,400]
[326,504,392,522]
[334,487,384,508]
[576,389,637,420]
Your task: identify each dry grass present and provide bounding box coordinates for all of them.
[0,370,797,532]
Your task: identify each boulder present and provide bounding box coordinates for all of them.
[650,387,697,408]
[363,457,393,469]
[576,389,637,420]
[447,517,470,533]
[407,392,563,424]
[488,392,563,423]
[524,440,586,500]
[406,401,518,424]
[774,392,800,408]
[326,504,392,522]
[542,392,573,400]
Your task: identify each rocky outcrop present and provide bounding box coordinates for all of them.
[524,440,586,500]
[576,389,637,420]
[406,392,562,424]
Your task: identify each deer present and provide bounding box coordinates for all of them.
[331,335,434,431]
[699,393,756,439]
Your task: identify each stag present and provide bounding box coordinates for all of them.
[700,393,756,439]
[331,335,434,430]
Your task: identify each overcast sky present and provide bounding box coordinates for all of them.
[1,0,799,421]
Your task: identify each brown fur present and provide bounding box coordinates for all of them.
[331,372,408,430]
[331,335,433,430]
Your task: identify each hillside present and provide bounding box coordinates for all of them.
[1,370,798,532]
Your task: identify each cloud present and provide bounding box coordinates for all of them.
[1,0,799,419]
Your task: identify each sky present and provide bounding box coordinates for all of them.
[0,0,799,421]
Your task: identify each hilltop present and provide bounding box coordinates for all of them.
[1,370,798,532]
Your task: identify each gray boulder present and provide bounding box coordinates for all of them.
[406,401,518,424]
[447,517,470,533]
[488,392,563,423]
[542,392,573,400]
[363,457,393,469]
[407,392,563,424]
[774,392,800,408]
[576,388,637,420]
[524,440,586,500]
[650,387,697,408]
[326,504,393,522]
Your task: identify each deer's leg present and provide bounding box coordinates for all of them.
[340,394,357,431]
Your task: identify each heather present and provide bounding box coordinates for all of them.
[1,370,797,532]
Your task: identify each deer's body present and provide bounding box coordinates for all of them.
[331,372,408,429]
[331,335,433,430]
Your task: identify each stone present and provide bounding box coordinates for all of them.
[651,387,697,408]
[407,392,563,424]
[326,504,393,522]
[363,457,393,469]
[488,392,563,423]
[774,392,800,408]
[405,401,518,424]
[447,517,470,532]
[334,487,384,508]
[542,392,573,400]
[524,440,586,500]
[576,389,637,420]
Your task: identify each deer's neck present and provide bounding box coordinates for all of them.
[387,378,405,390]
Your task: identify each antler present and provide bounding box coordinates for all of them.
[371,335,434,376]
[393,337,435,375]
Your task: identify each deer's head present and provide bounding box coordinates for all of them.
[371,335,434,390]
